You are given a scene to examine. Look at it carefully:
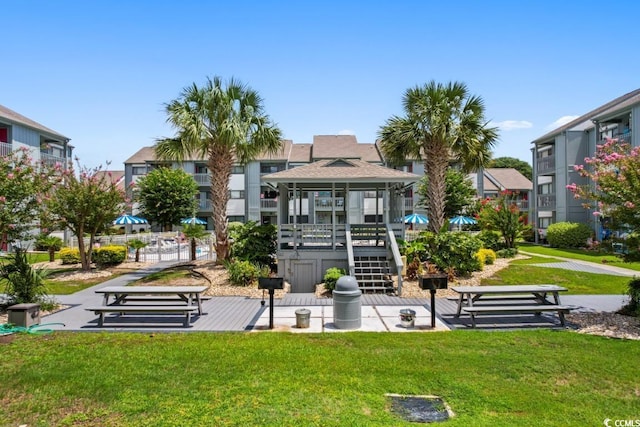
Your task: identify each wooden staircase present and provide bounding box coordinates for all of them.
[354,255,394,293]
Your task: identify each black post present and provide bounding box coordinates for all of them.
[430,289,436,328]
[268,288,275,329]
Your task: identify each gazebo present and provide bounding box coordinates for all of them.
[262,158,419,294]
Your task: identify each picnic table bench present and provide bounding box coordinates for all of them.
[451,285,574,328]
[86,285,208,328]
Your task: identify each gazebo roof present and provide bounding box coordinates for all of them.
[261,158,419,186]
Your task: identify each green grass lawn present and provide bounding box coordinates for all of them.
[1,331,637,426]
[519,243,640,271]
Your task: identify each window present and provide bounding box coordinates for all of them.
[260,163,284,174]
[231,165,244,174]
[229,190,245,199]
[131,166,146,175]
[228,215,245,223]
[195,164,208,174]
[364,214,383,223]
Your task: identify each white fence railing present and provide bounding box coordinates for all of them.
[69,232,216,263]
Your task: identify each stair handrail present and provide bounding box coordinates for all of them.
[386,223,404,296]
[345,224,356,276]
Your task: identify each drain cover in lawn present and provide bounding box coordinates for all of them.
[387,394,452,423]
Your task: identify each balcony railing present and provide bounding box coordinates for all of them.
[537,193,556,209]
[199,200,212,210]
[40,152,67,167]
[514,200,529,210]
[537,156,555,173]
[0,141,11,157]
[193,173,210,185]
[608,130,632,144]
[314,197,344,209]
[260,199,277,210]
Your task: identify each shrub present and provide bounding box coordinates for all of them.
[323,267,345,292]
[226,260,269,287]
[0,248,49,306]
[496,248,518,258]
[93,245,127,267]
[476,248,497,266]
[399,239,428,263]
[405,257,424,280]
[59,248,81,264]
[229,221,277,268]
[547,222,592,248]
[476,230,505,251]
[426,232,483,277]
[619,278,640,317]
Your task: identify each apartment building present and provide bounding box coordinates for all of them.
[0,104,72,167]
[124,135,422,230]
[531,89,640,241]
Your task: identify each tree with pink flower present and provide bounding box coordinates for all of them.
[566,137,640,234]
[45,162,127,271]
[0,148,60,250]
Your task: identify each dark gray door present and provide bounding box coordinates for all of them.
[292,261,316,293]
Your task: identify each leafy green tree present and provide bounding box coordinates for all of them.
[135,167,199,231]
[477,191,526,249]
[489,157,532,180]
[417,169,476,219]
[45,164,126,271]
[35,234,64,262]
[230,221,277,267]
[182,223,208,261]
[155,76,282,262]
[379,81,498,232]
[0,147,60,249]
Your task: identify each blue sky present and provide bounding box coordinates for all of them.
[3,0,639,170]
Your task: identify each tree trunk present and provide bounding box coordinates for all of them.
[208,146,233,263]
[190,238,197,261]
[424,140,450,232]
[135,249,140,262]
[48,248,55,263]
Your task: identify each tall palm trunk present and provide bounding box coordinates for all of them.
[208,146,233,263]
[425,141,449,232]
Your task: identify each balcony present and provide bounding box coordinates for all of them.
[199,200,212,210]
[536,156,555,174]
[193,173,210,185]
[0,141,11,157]
[40,152,67,167]
[537,194,556,209]
[260,199,277,210]
[514,199,529,210]
[314,197,345,210]
[609,130,632,144]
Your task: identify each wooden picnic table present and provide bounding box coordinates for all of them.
[451,284,573,327]
[87,285,209,327]
[95,286,208,315]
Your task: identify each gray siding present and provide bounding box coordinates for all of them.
[12,124,40,147]
[246,161,262,222]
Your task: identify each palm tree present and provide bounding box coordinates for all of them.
[378,81,498,232]
[155,77,282,262]
[182,223,208,261]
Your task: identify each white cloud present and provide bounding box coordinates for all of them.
[493,120,533,131]
[546,115,579,130]
[337,129,355,135]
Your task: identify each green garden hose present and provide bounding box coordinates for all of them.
[0,322,65,335]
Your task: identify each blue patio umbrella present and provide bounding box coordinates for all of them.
[449,215,477,226]
[181,217,207,225]
[449,215,477,230]
[403,213,429,224]
[113,215,148,225]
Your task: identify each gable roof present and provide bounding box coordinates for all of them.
[532,88,640,144]
[94,170,125,191]
[484,168,532,191]
[261,158,419,184]
[312,135,382,162]
[0,104,69,141]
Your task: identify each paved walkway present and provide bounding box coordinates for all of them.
[38,255,633,333]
